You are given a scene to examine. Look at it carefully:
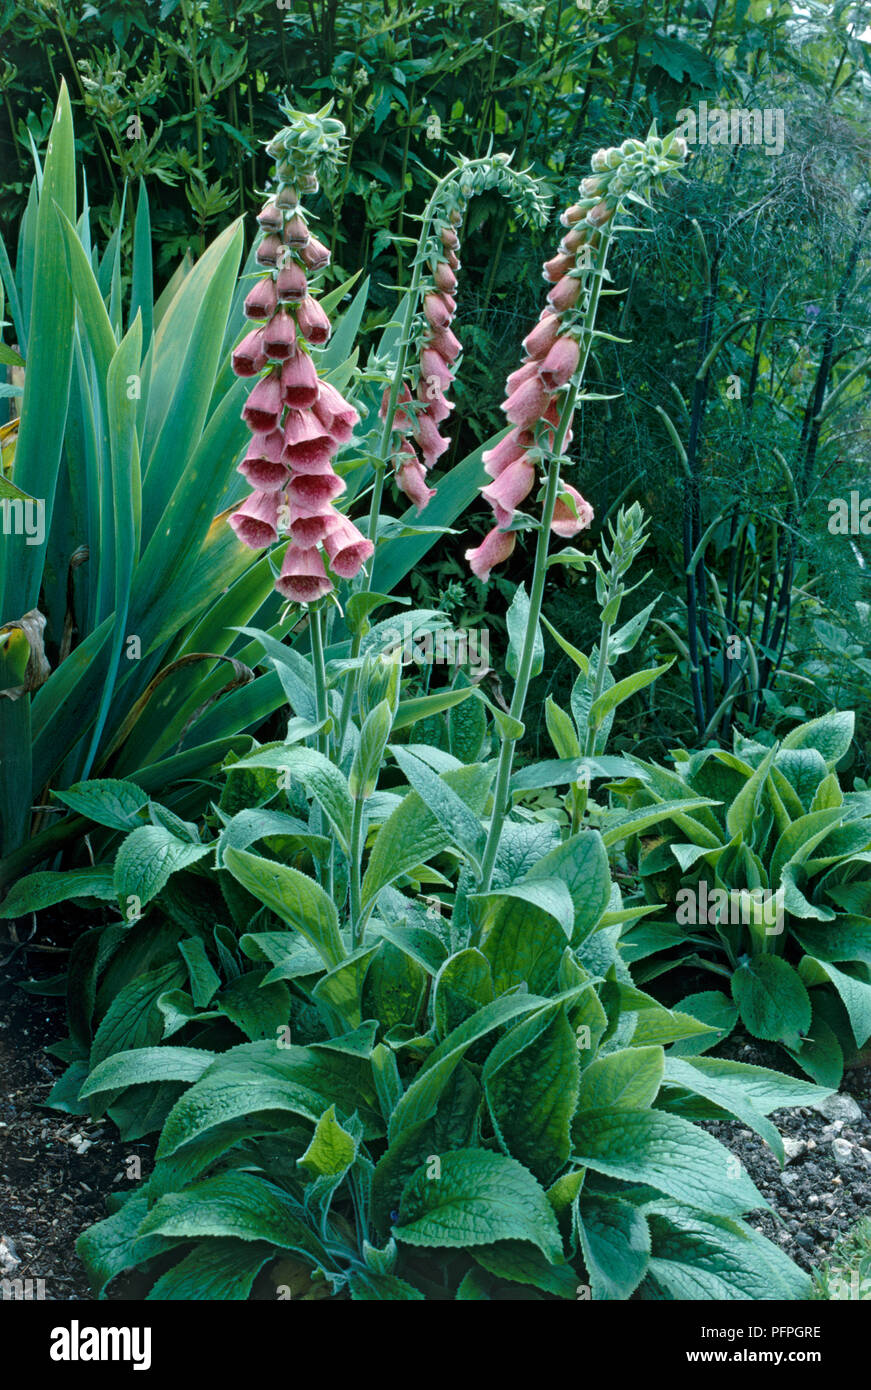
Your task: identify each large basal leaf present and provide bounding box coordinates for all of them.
[80,1046,214,1099]
[483,1005,579,1183]
[0,866,116,916]
[577,1195,650,1300]
[136,1171,329,1265]
[781,711,854,767]
[577,1046,664,1112]
[223,846,345,969]
[393,1149,564,1264]
[571,1108,766,1218]
[731,955,811,1046]
[147,1237,276,1301]
[113,826,211,907]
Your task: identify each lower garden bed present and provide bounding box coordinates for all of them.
[2,963,869,1301]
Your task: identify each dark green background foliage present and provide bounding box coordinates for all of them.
[1,0,869,757]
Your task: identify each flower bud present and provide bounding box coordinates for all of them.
[276,185,301,209]
[283,213,310,248]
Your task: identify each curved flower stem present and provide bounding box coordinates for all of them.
[478,226,616,893]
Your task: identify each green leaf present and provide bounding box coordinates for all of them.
[223,847,345,969]
[643,1206,810,1300]
[523,829,611,940]
[114,827,211,907]
[394,1149,563,1263]
[726,745,777,840]
[669,991,738,1057]
[390,745,485,869]
[472,1241,579,1298]
[731,955,811,1046]
[75,1194,152,1298]
[137,1172,329,1265]
[299,1104,358,1178]
[80,1046,214,1098]
[588,660,673,730]
[473,893,567,996]
[433,949,494,1039]
[52,779,149,830]
[230,745,353,855]
[388,993,548,1144]
[799,956,871,1048]
[156,1040,384,1156]
[599,797,721,848]
[350,700,393,800]
[571,1108,766,1218]
[147,1238,275,1301]
[483,1006,579,1183]
[362,763,494,911]
[179,938,221,1008]
[217,970,292,1041]
[348,1270,425,1300]
[578,1196,650,1300]
[0,866,117,917]
[781,711,854,766]
[506,583,543,681]
[577,1046,664,1111]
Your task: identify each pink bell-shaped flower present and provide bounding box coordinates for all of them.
[276,544,334,603]
[229,489,280,548]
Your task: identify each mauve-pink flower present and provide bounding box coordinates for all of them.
[283,213,310,248]
[256,234,284,268]
[244,277,278,320]
[238,429,289,492]
[505,360,539,395]
[314,381,359,445]
[276,262,308,303]
[299,236,330,271]
[276,544,333,603]
[434,262,457,294]
[282,409,335,471]
[542,252,574,283]
[465,526,516,582]
[288,510,334,547]
[379,383,415,432]
[547,275,582,312]
[501,376,552,428]
[262,310,297,361]
[297,295,331,346]
[430,325,461,363]
[482,428,527,479]
[229,489,280,548]
[324,515,375,578]
[522,313,561,360]
[415,410,450,466]
[481,456,536,526]
[232,328,267,377]
[424,293,453,330]
[419,347,452,394]
[396,455,436,512]
[242,370,283,432]
[538,335,580,390]
[418,379,454,424]
[280,352,319,409]
[551,483,594,537]
[286,470,346,512]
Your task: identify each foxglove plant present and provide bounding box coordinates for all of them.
[229,102,373,606]
[475,129,688,889]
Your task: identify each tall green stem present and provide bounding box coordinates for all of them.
[309,605,329,755]
[478,227,614,892]
[349,796,365,948]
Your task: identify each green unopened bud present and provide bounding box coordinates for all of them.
[349,699,393,800]
[357,648,402,721]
